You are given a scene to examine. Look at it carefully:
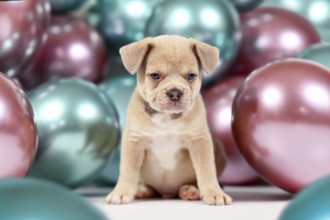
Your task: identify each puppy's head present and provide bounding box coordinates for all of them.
[120,35,219,114]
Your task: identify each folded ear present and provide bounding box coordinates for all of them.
[189,38,220,75]
[119,37,154,74]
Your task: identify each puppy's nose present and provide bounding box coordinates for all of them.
[166,89,183,101]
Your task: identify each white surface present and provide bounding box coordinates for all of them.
[80,186,292,220]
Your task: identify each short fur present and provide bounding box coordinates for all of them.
[106,35,232,205]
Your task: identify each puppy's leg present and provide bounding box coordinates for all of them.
[106,136,145,205]
[189,136,232,205]
[179,185,200,201]
[136,184,157,199]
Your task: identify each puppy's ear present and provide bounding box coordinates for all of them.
[189,38,219,75]
[119,37,154,74]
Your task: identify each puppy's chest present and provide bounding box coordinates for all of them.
[146,115,185,170]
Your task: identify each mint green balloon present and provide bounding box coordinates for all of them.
[279,175,330,220]
[28,78,120,188]
[262,0,330,42]
[297,43,330,69]
[97,75,136,185]
[145,0,241,85]
[0,178,108,220]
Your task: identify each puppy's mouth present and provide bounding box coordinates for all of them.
[150,88,193,113]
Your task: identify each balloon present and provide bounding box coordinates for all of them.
[0,73,37,178]
[97,75,136,185]
[297,43,330,69]
[145,0,241,86]
[0,0,50,78]
[48,0,87,14]
[262,0,330,43]
[229,0,264,12]
[279,175,330,220]
[232,58,330,193]
[0,178,107,220]
[230,7,320,77]
[28,78,120,188]
[19,16,108,90]
[90,0,163,53]
[203,76,260,185]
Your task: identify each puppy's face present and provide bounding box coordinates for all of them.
[120,35,219,113]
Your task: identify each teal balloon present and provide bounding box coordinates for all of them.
[145,0,241,85]
[0,178,107,220]
[297,43,330,69]
[279,175,330,220]
[49,0,87,14]
[262,0,330,42]
[28,78,120,188]
[91,0,163,53]
[97,75,136,185]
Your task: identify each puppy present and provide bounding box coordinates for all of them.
[106,35,232,205]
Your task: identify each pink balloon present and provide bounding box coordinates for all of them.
[0,0,50,78]
[203,77,260,185]
[232,58,330,193]
[19,16,108,90]
[230,7,321,76]
[0,73,37,178]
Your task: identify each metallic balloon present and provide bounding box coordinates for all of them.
[0,73,37,179]
[232,58,330,193]
[28,78,120,188]
[279,175,330,220]
[19,16,108,90]
[203,76,260,185]
[0,178,108,220]
[145,0,241,86]
[230,7,320,77]
[48,0,87,14]
[97,75,136,185]
[297,43,330,69]
[90,0,163,53]
[0,0,50,78]
[229,0,264,12]
[262,0,330,43]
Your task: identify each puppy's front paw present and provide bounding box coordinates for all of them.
[201,187,232,206]
[106,190,135,205]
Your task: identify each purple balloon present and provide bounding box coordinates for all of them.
[229,7,321,77]
[0,73,38,178]
[0,0,50,78]
[203,77,260,185]
[19,16,108,90]
[232,58,330,193]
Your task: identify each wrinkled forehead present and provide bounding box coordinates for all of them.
[146,41,200,74]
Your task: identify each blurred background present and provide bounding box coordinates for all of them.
[1,0,330,218]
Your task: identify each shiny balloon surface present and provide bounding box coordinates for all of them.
[48,0,87,14]
[297,43,330,69]
[279,175,330,220]
[92,0,163,53]
[0,0,50,77]
[145,0,241,85]
[203,77,260,185]
[0,73,37,178]
[19,16,108,90]
[229,0,264,12]
[28,78,120,188]
[97,75,136,185]
[232,58,330,193]
[230,7,320,76]
[0,178,108,220]
[262,0,330,42]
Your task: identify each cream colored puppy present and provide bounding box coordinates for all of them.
[106,35,232,205]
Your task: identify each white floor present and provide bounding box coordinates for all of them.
[79,186,292,220]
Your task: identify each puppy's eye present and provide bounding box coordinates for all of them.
[186,73,197,82]
[149,73,161,81]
